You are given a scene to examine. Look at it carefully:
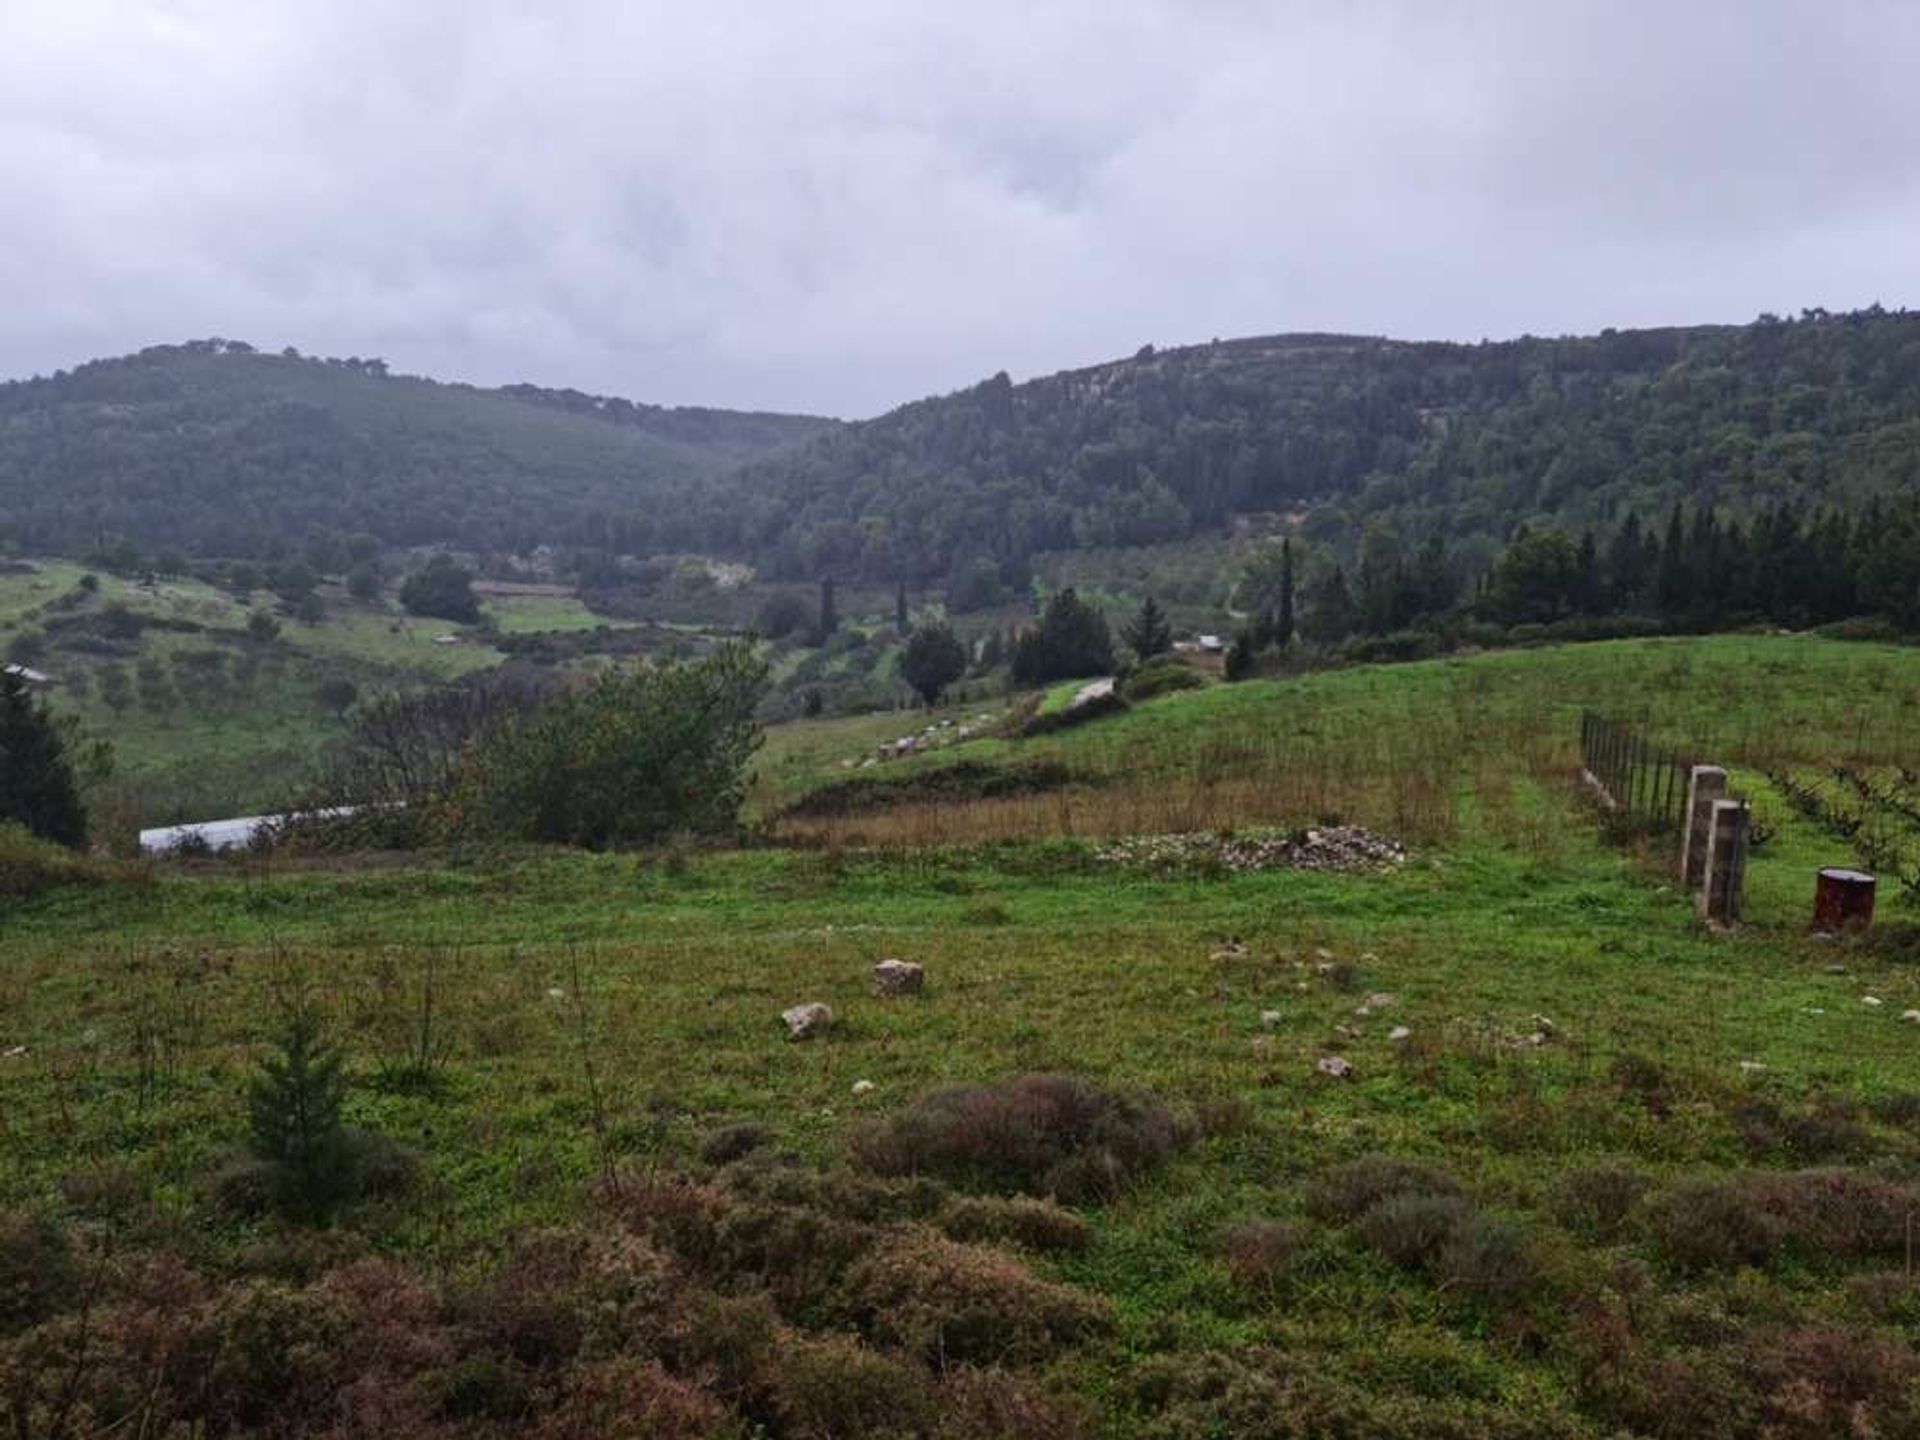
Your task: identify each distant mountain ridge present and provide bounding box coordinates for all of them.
[4,311,1918,577]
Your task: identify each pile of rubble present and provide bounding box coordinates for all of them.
[1093,826,1407,876]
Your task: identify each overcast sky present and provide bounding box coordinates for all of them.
[4,1,1918,417]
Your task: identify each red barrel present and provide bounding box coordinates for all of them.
[1812,868,1876,933]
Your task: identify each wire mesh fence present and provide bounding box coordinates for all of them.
[1579,711,1694,836]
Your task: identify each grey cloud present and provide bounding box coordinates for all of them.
[2,0,1917,416]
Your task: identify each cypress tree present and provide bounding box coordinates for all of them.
[0,669,90,849]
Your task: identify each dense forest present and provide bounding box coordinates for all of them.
[0,340,833,562]
[727,308,1920,589]
[3,311,1918,594]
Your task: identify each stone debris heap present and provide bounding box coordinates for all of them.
[1094,826,1406,876]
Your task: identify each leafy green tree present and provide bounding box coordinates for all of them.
[0,668,95,848]
[900,622,967,706]
[246,609,282,642]
[247,1005,354,1222]
[315,676,359,718]
[459,642,768,848]
[1223,629,1257,681]
[399,555,481,624]
[1122,595,1173,661]
[346,560,382,601]
[1010,588,1114,685]
[1302,567,1356,643]
[754,589,812,640]
[1486,527,1583,624]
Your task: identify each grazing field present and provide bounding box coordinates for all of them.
[5,634,1920,1437]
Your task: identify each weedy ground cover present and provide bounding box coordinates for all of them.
[4,634,1920,1436]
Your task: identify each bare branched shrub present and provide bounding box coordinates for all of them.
[850,1074,1192,1203]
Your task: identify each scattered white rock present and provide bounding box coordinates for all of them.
[1314,948,1336,962]
[851,1079,875,1096]
[1530,1014,1557,1034]
[1098,828,1405,875]
[1259,1010,1283,1030]
[1316,1055,1355,1080]
[1355,992,1396,1016]
[1863,996,1885,1007]
[1738,1060,1767,1074]
[1,1045,25,1060]
[782,1002,835,1040]
[545,988,566,1001]
[1825,964,1850,975]
[872,959,925,996]
[1211,939,1249,962]
[1388,1026,1411,1043]
[1902,1011,1920,1025]
[1335,1023,1360,1039]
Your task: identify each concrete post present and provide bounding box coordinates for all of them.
[1698,798,1748,926]
[1681,765,1727,887]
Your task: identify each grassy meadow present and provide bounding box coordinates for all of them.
[5,633,1920,1436]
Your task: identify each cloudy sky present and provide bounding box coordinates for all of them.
[4,1,1918,417]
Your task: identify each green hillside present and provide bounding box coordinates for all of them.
[724,308,1920,587]
[0,340,834,561]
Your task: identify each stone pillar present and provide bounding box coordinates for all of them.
[1698,798,1749,926]
[1681,765,1727,888]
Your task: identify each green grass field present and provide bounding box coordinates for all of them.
[6,633,1920,1435]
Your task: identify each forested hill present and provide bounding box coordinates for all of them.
[7,313,1919,577]
[724,308,1920,585]
[0,340,836,561]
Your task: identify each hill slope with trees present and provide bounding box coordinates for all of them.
[721,308,1920,589]
[0,340,835,563]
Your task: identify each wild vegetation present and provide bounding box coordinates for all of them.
[5,633,1920,1436]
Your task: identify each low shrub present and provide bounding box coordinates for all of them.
[1609,1053,1676,1115]
[767,1334,934,1439]
[1219,1219,1302,1290]
[1648,1169,1920,1271]
[531,1358,731,1440]
[1434,1213,1536,1302]
[698,1123,773,1166]
[1121,661,1205,703]
[0,1210,77,1334]
[1357,1192,1478,1269]
[841,1235,1111,1368]
[0,821,109,899]
[1553,1164,1651,1241]
[851,1074,1193,1203]
[1304,1155,1459,1222]
[932,1367,1092,1439]
[1732,1096,1872,1163]
[938,1195,1091,1253]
